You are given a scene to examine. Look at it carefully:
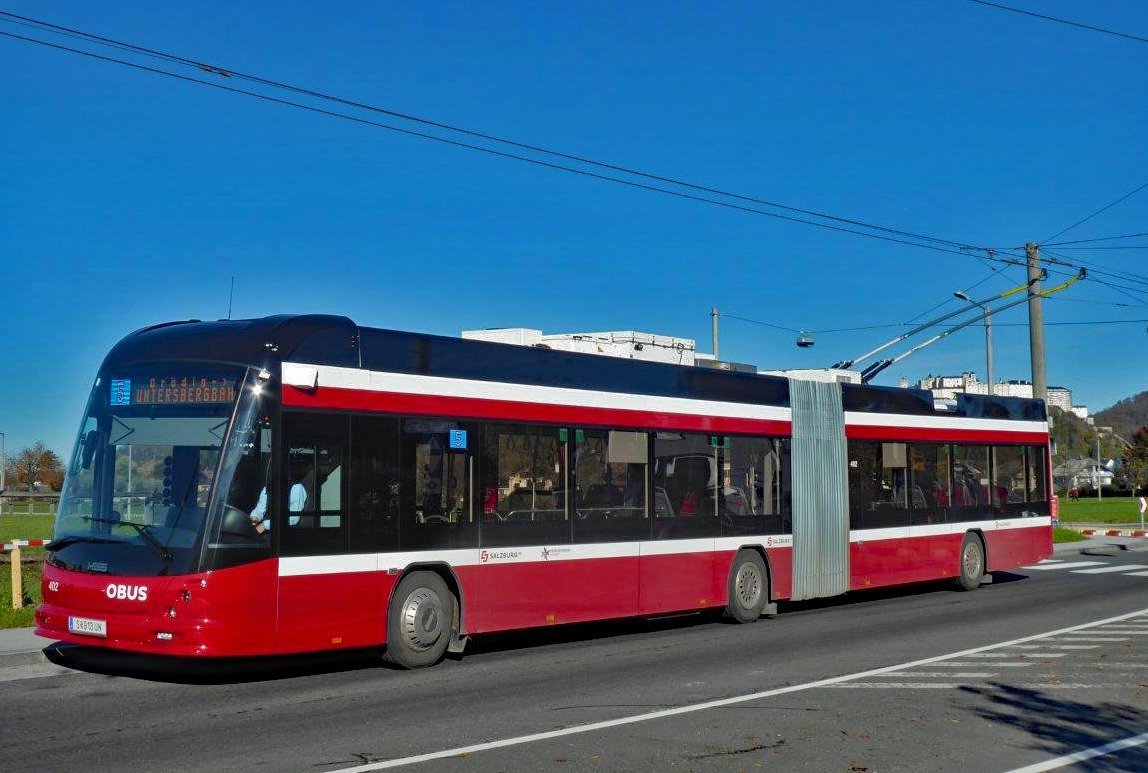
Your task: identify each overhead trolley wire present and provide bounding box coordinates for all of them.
[1043,232,1148,247]
[1043,180,1148,244]
[5,30,1014,267]
[0,11,992,257]
[11,12,1147,302]
[961,0,1148,46]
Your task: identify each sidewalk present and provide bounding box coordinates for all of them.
[0,625,49,669]
[1053,533,1148,556]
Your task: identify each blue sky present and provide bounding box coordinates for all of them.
[2,1,1146,459]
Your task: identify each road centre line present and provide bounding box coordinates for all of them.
[964,653,1065,658]
[1009,644,1099,650]
[1001,730,1148,773]
[321,609,1148,773]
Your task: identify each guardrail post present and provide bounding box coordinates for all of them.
[10,545,22,610]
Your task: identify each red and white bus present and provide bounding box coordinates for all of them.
[36,315,1052,667]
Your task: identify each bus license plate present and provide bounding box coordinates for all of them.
[67,616,107,637]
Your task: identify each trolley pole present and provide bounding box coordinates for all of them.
[1026,243,1048,404]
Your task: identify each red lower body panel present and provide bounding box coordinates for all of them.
[35,527,1046,658]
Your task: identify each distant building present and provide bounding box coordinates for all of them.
[916,374,1090,419]
[462,327,699,365]
[918,372,990,399]
[461,327,757,372]
[461,326,859,380]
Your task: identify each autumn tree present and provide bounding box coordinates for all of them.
[1124,426,1148,496]
[4,442,65,492]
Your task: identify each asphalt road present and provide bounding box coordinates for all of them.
[5,552,1148,773]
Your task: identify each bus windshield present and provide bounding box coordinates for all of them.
[52,365,259,576]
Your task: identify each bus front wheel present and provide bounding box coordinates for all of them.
[957,533,985,591]
[384,571,456,668]
[725,551,768,623]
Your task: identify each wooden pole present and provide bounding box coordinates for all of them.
[10,545,22,610]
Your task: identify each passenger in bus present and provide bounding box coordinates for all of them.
[249,469,308,533]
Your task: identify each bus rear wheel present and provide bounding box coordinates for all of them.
[957,533,985,591]
[384,571,456,668]
[725,550,768,623]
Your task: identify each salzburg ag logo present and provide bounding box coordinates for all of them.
[105,583,149,601]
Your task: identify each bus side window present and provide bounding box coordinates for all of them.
[280,412,349,556]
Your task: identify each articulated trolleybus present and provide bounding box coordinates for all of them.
[37,315,1053,667]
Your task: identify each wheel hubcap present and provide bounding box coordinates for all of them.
[963,543,983,578]
[400,588,446,652]
[735,563,762,608]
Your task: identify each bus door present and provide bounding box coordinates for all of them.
[277,412,384,652]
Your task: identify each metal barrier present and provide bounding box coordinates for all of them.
[0,492,59,516]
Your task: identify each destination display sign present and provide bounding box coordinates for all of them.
[110,375,238,406]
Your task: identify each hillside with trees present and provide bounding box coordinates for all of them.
[1049,407,1124,467]
[1095,391,1148,441]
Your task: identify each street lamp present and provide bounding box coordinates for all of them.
[954,291,994,396]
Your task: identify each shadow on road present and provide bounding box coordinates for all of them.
[960,681,1148,772]
[42,641,383,684]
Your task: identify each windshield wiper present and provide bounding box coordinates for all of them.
[44,534,119,551]
[82,517,173,562]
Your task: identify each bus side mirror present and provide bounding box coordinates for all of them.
[80,430,99,470]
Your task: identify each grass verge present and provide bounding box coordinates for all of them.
[1053,526,1088,544]
[0,514,56,543]
[1056,497,1146,524]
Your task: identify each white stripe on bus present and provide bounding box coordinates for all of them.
[287,362,1049,437]
[278,518,1049,578]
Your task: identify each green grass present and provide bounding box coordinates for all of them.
[1057,496,1147,524]
[1053,527,1088,543]
[0,556,42,628]
[0,514,56,543]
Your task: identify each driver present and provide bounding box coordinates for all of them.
[250,461,308,534]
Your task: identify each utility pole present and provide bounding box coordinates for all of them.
[711,307,720,361]
[1026,243,1048,404]
[1097,433,1103,502]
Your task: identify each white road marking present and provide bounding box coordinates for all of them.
[1126,571,1148,577]
[1074,564,1148,574]
[319,609,1148,773]
[1008,644,1099,650]
[830,683,962,689]
[1001,729,1148,773]
[930,662,1035,668]
[1024,561,1105,571]
[881,672,997,678]
[964,652,1065,658]
[1052,636,1130,642]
